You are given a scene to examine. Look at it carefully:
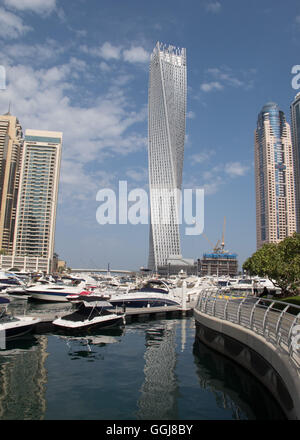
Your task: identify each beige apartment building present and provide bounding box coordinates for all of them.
[13,129,62,273]
[255,102,296,249]
[0,111,23,254]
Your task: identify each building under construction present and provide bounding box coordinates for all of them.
[199,217,238,277]
[198,253,238,277]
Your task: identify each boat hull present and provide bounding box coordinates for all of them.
[26,291,72,302]
[0,317,40,344]
[53,315,124,333]
[108,294,181,308]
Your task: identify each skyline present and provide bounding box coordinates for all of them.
[0,0,300,270]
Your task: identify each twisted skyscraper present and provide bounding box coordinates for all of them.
[148,42,187,270]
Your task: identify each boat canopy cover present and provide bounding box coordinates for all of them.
[82,300,113,307]
[0,297,10,304]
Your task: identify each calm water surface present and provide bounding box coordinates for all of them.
[0,300,286,420]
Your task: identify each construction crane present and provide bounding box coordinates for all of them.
[202,217,227,254]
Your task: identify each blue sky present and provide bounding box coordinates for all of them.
[0,0,299,270]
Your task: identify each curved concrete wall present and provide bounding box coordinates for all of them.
[194,308,300,420]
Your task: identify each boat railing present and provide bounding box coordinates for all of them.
[195,289,300,370]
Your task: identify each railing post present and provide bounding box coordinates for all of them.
[224,296,229,320]
[212,293,217,317]
[236,296,247,325]
[262,301,275,337]
[249,298,261,330]
[275,304,290,345]
[287,312,300,353]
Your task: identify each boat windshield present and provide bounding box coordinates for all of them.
[238,279,252,284]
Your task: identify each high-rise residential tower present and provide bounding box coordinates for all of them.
[147,42,187,271]
[290,92,300,232]
[0,111,23,253]
[255,102,296,249]
[13,129,62,272]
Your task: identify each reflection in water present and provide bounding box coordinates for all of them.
[0,311,287,420]
[56,328,124,361]
[192,337,286,420]
[0,335,48,420]
[137,320,179,420]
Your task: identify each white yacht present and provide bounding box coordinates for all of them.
[52,299,125,332]
[25,280,88,302]
[107,279,182,308]
[0,297,40,346]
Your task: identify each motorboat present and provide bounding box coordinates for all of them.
[0,297,40,347]
[0,271,26,291]
[66,290,110,304]
[52,299,125,332]
[229,277,279,296]
[107,279,182,308]
[25,280,91,302]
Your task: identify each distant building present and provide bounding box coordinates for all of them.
[0,112,23,254]
[255,102,296,249]
[199,253,238,278]
[148,42,187,271]
[157,255,196,276]
[290,92,300,232]
[13,129,62,273]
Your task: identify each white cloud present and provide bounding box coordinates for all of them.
[224,162,249,177]
[186,111,195,119]
[3,0,57,15]
[0,60,147,201]
[1,39,66,66]
[123,46,149,63]
[185,160,249,196]
[99,61,111,72]
[205,1,222,13]
[191,150,215,164]
[126,168,148,182]
[200,81,223,92]
[80,42,149,65]
[99,42,122,60]
[0,7,32,39]
[200,66,256,93]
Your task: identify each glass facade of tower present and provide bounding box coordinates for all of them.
[291,92,300,232]
[148,42,186,270]
[255,102,296,248]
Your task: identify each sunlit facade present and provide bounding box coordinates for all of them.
[290,92,300,232]
[13,129,62,271]
[148,42,187,270]
[0,112,23,253]
[255,102,296,248]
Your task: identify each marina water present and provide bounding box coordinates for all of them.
[0,300,285,420]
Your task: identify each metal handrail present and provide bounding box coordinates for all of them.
[195,289,300,370]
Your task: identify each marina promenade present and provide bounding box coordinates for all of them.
[194,291,300,420]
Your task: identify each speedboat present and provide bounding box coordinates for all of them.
[52,299,125,332]
[0,271,26,291]
[25,280,89,302]
[107,279,182,308]
[0,297,40,347]
[66,290,110,304]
